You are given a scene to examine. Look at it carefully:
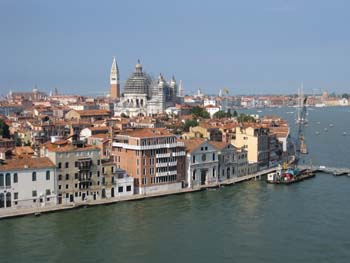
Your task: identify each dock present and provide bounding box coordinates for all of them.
[298,165,350,176]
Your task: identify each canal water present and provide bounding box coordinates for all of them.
[0,107,350,263]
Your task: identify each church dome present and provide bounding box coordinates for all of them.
[124,60,152,95]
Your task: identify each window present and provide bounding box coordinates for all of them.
[118,186,123,193]
[111,176,115,184]
[14,192,18,200]
[205,146,208,151]
[0,173,3,187]
[75,184,78,188]
[75,173,78,179]
[32,190,37,197]
[111,166,114,173]
[97,160,100,165]
[58,162,62,169]
[5,173,11,186]
[32,172,37,181]
[65,174,69,180]
[65,162,69,168]
[46,189,51,195]
[46,171,50,180]
[97,171,100,177]
[126,185,132,192]
[58,174,62,181]
[192,155,196,163]
[65,184,69,189]
[13,173,18,183]
[58,185,62,190]
[75,161,78,167]
[202,154,206,161]
[212,153,215,161]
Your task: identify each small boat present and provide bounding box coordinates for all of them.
[324,128,328,132]
[34,212,41,217]
[315,131,320,135]
[329,124,334,127]
[316,121,321,125]
[343,132,347,136]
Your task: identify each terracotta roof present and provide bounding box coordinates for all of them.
[118,128,174,138]
[76,109,110,116]
[208,141,231,150]
[14,146,35,155]
[0,157,55,171]
[43,142,100,153]
[179,138,205,153]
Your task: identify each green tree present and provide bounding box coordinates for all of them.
[213,110,232,119]
[341,93,349,99]
[191,106,210,119]
[0,119,10,138]
[233,110,238,117]
[184,119,199,132]
[237,114,256,123]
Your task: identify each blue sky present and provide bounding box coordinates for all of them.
[0,0,349,96]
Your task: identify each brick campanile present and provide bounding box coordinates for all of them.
[110,57,120,100]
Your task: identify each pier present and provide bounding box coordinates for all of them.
[299,165,350,176]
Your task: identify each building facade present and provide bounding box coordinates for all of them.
[182,139,219,188]
[0,158,56,209]
[41,139,102,204]
[112,128,186,194]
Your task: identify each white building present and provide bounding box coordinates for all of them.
[181,139,219,188]
[204,104,221,118]
[113,59,181,117]
[0,158,56,209]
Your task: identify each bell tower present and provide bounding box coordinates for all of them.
[110,57,120,99]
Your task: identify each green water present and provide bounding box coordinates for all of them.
[1,107,350,263]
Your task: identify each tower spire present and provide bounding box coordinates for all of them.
[110,56,120,99]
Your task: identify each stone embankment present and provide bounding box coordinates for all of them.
[0,167,277,220]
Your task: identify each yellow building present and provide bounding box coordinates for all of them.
[231,125,269,168]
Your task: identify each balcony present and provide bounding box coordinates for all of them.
[156,153,171,158]
[77,159,92,171]
[172,151,186,157]
[156,162,169,168]
[155,170,177,177]
[168,161,177,166]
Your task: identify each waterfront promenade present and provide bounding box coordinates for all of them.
[0,167,277,220]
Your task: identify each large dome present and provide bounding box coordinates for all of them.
[124,60,152,95]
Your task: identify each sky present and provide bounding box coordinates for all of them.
[0,0,349,96]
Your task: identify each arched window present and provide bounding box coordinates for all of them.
[192,170,196,181]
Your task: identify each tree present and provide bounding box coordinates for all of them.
[237,114,256,123]
[191,106,210,119]
[184,119,199,132]
[233,110,238,117]
[213,110,232,119]
[0,119,10,138]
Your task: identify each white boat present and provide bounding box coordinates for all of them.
[315,103,326,108]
